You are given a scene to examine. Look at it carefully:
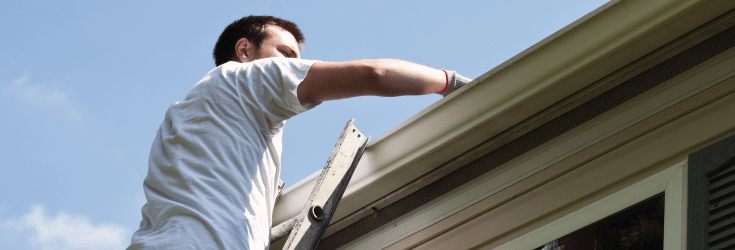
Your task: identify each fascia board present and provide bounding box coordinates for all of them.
[273,0,735,225]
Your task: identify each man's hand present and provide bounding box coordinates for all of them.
[440,70,472,97]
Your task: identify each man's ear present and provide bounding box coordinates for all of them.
[234,38,250,63]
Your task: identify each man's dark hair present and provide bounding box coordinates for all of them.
[213,16,305,66]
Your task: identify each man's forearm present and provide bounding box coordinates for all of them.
[367,59,447,96]
[297,58,470,106]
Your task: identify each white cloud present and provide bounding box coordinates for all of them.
[8,72,84,121]
[2,205,132,250]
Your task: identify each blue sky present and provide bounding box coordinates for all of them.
[0,0,608,249]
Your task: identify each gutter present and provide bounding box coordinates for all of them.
[272,0,735,228]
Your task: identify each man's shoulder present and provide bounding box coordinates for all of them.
[251,57,319,68]
[211,58,310,75]
[219,58,316,67]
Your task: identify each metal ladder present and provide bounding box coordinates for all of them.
[271,119,369,250]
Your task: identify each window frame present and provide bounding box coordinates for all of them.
[496,160,687,250]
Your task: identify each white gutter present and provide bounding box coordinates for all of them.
[273,0,735,226]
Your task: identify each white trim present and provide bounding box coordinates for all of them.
[495,160,686,250]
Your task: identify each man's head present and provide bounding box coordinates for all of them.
[213,16,304,66]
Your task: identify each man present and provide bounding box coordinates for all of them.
[128,16,470,249]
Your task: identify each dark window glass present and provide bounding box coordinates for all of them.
[536,193,665,250]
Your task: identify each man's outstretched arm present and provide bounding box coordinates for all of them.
[297,59,469,107]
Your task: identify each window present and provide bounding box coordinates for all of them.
[536,194,665,250]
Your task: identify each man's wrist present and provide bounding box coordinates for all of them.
[437,69,449,94]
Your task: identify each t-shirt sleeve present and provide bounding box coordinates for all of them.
[235,57,319,131]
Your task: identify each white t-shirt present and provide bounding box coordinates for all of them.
[129,58,318,250]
